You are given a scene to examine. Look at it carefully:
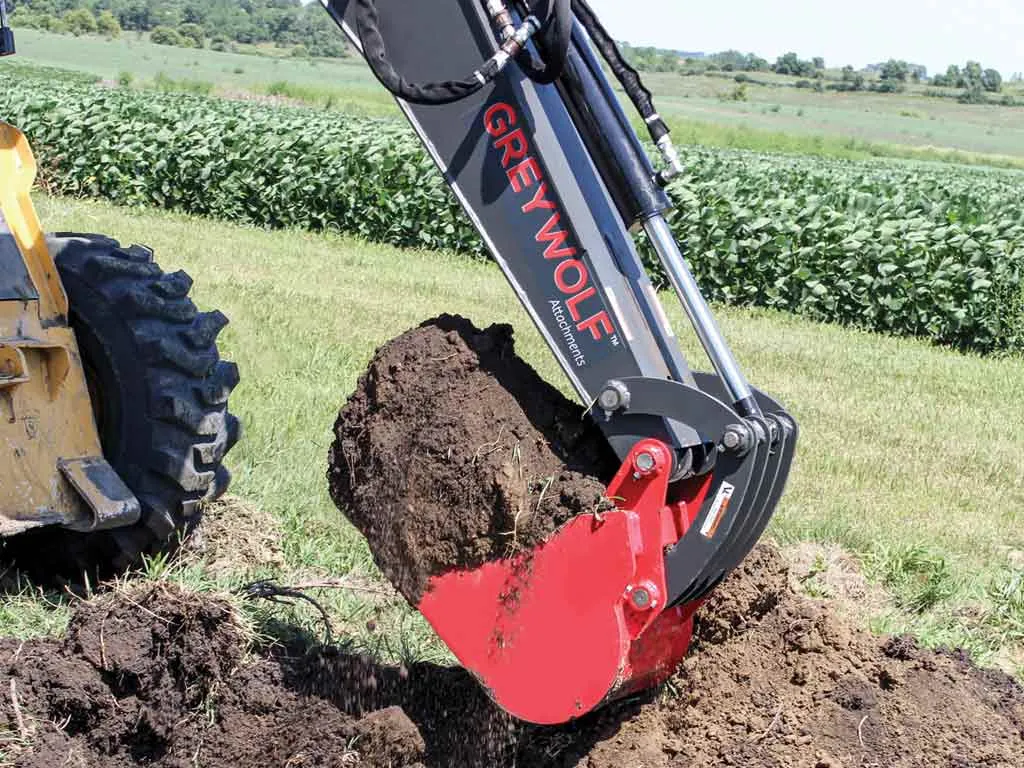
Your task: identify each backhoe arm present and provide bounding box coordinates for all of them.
[324,0,797,723]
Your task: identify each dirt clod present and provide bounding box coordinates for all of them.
[0,585,429,768]
[328,315,616,602]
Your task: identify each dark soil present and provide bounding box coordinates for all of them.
[519,545,1024,767]
[0,585,430,768]
[328,315,618,602]
[5,317,1020,766]
[2,554,1021,768]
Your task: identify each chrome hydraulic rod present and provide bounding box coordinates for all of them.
[643,215,761,418]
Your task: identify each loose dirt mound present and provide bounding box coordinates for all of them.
[0,584,429,768]
[328,314,617,602]
[5,316,1021,766]
[1,557,1021,768]
[520,545,1024,767]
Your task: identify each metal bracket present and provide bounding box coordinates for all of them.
[59,457,141,532]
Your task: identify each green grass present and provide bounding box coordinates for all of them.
[6,193,1017,674]
[11,28,397,116]
[658,115,1024,171]
[10,29,1024,168]
[642,70,1024,161]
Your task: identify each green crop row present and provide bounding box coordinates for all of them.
[2,77,1022,352]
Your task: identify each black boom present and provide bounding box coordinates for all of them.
[323,0,797,605]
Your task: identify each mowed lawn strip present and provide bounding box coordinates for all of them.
[21,194,1024,671]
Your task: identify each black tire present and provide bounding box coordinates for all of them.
[4,234,241,580]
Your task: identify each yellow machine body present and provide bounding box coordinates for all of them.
[0,122,138,535]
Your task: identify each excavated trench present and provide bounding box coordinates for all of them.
[1,316,1021,767]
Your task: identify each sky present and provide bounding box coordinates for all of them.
[587,0,1024,78]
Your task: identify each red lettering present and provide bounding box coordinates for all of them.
[507,158,541,194]
[522,182,557,214]
[484,102,517,137]
[577,311,614,341]
[536,213,577,260]
[494,129,528,168]
[484,99,618,348]
[565,286,596,321]
[554,259,588,294]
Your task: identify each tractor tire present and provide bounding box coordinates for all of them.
[5,234,241,580]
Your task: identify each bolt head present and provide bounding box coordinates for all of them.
[635,451,656,473]
[631,587,651,609]
[598,380,630,413]
[722,424,751,455]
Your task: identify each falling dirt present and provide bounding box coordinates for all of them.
[1,551,1021,768]
[328,315,618,603]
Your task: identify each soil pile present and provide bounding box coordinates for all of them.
[4,316,1021,767]
[328,314,617,602]
[0,584,429,768]
[323,315,1023,767]
[519,545,1024,767]
[0,557,1020,767]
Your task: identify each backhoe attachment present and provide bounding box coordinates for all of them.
[325,0,797,723]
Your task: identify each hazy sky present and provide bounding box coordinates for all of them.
[587,0,1023,77]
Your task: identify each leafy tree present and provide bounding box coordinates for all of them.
[932,61,1003,95]
[63,7,96,35]
[11,0,349,56]
[812,56,825,70]
[747,54,769,71]
[880,59,909,82]
[773,52,813,77]
[150,24,185,46]
[981,68,1002,93]
[835,65,865,91]
[96,9,121,37]
[177,21,204,47]
[959,83,986,104]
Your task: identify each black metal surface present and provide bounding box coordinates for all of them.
[594,375,764,604]
[671,412,773,604]
[553,23,671,224]
[686,373,799,597]
[326,0,694,461]
[0,214,37,300]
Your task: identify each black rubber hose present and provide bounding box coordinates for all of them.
[355,0,486,105]
[356,0,573,105]
[569,0,670,143]
[515,0,572,85]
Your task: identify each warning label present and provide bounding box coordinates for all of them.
[700,482,735,539]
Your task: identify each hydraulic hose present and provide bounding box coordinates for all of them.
[354,0,681,182]
[514,0,572,85]
[355,0,570,105]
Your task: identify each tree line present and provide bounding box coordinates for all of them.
[619,43,1012,103]
[8,0,348,57]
